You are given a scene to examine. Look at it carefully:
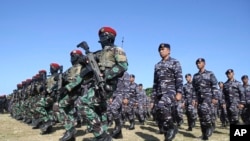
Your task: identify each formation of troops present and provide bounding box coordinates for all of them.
[1,26,250,141]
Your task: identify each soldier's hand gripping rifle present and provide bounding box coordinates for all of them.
[77,41,107,99]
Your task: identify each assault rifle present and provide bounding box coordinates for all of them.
[77,41,106,99]
[56,65,63,101]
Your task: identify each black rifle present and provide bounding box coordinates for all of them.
[77,41,106,99]
[56,65,64,101]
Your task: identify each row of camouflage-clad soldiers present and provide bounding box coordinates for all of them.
[7,66,250,140]
[6,26,152,141]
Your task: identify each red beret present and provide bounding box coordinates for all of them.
[50,63,60,69]
[39,70,47,74]
[70,50,82,56]
[98,27,116,36]
[35,74,40,78]
[22,81,26,85]
[17,83,22,88]
[26,79,32,82]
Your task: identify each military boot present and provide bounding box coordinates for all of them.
[32,118,42,129]
[164,122,178,141]
[59,128,77,141]
[111,119,123,139]
[128,119,135,130]
[96,132,112,141]
[201,125,209,140]
[206,125,213,137]
[25,118,32,124]
[75,119,82,128]
[40,120,53,135]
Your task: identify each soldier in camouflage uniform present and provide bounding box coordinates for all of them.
[192,58,219,140]
[35,63,61,134]
[222,69,245,125]
[123,74,139,130]
[218,81,229,127]
[183,73,197,131]
[152,43,183,141]
[56,50,86,141]
[109,71,130,139]
[136,83,146,125]
[241,75,250,124]
[75,26,128,141]
[22,78,33,124]
[0,95,7,114]
[31,71,48,129]
[12,84,23,119]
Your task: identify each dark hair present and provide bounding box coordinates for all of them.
[218,81,223,85]
[139,83,143,86]
[130,74,135,78]
[185,73,191,78]
[241,75,248,80]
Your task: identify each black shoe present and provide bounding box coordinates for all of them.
[32,118,42,129]
[75,120,81,128]
[112,119,123,139]
[59,128,77,141]
[202,135,208,140]
[165,124,178,141]
[96,132,112,141]
[206,125,213,137]
[25,118,32,124]
[177,119,183,127]
[128,119,135,130]
[186,127,192,131]
[40,120,53,134]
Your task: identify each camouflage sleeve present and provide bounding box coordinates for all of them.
[220,90,226,104]
[192,75,198,102]
[65,75,83,92]
[105,47,128,80]
[238,84,246,105]
[151,65,158,103]
[174,60,183,95]
[210,72,219,100]
[192,86,197,102]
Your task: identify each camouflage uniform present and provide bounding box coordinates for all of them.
[109,71,130,138]
[53,50,85,141]
[193,66,219,139]
[124,77,138,130]
[241,75,250,124]
[75,27,128,141]
[222,70,245,125]
[36,63,61,134]
[218,82,229,127]
[183,79,197,130]
[136,84,147,124]
[152,43,183,141]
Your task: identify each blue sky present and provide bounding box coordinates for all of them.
[0,0,249,95]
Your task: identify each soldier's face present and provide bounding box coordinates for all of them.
[242,78,248,84]
[130,77,134,82]
[219,83,223,89]
[185,76,192,82]
[226,72,234,79]
[159,47,170,58]
[139,86,143,90]
[196,61,205,70]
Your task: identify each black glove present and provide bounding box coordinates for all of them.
[58,87,68,96]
